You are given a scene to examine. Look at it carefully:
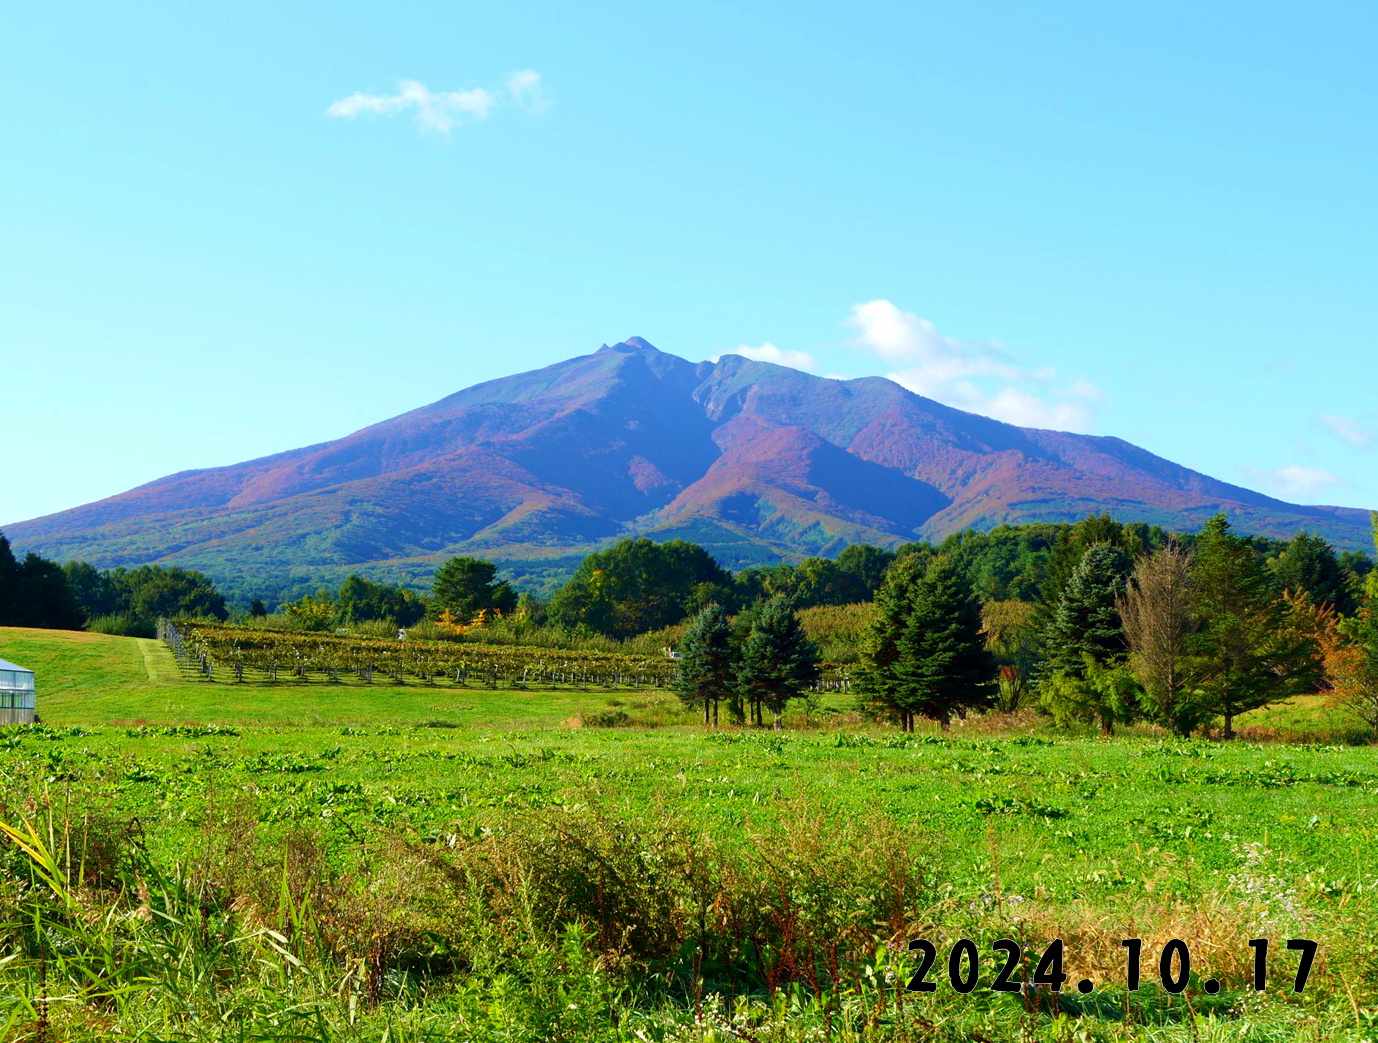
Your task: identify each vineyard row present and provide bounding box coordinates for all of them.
[161,621,854,693]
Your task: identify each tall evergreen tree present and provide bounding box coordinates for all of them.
[1270,531,1355,616]
[1193,514,1322,738]
[432,557,517,621]
[1037,514,1145,616]
[736,597,820,728]
[1044,543,1131,674]
[673,604,734,726]
[891,558,995,731]
[853,552,931,723]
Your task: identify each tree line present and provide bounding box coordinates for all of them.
[0,534,228,635]
[670,513,1378,738]
[3,513,1375,742]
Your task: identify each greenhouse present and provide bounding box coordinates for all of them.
[0,659,36,725]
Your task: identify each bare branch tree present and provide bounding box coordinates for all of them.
[1119,541,1206,736]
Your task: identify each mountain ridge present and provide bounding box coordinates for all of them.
[5,338,1371,595]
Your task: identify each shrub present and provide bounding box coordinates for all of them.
[86,612,156,638]
[581,709,631,727]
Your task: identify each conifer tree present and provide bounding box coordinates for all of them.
[674,604,734,726]
[1193,514,1322,738]
[1270,531,1355,616]
[891,558,995,731]
[1040,654,1140,736]
[1044,542,1131,674]
[736,597,820,728]
[853,552,930,723]
[433,557,516,622]
[1036,514,1145,625]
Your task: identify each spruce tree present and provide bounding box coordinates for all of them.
[891,558,995,731]
[1045,543,1131,675]
[1036,514,1144,623]
[1271,531,1355,616]
[736,597,820,728]
[854,552,929,723]
[674,604,734,726]
[1193,514,1322,738]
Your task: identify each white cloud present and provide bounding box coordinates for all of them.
[327,71,546,132]
[1320,413,1373,450]
[846,299,1100,432]
[506,69,548,112]
[712,342,817,372]
[1245,464,1352,501]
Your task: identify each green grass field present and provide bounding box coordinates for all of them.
[2,626,1376,1042]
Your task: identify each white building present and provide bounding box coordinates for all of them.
[0,659,36,725]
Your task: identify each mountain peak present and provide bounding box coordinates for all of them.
[600,336,660,354]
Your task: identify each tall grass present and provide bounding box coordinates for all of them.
[0,784,1366,1040]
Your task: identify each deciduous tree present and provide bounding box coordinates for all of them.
[980,599,1038,713]
[548,539,729,638]
[1040,655,1140,736]
[1120,542,1208,736]
[1331,513,1378,733]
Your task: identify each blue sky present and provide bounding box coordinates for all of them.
[2,0,1375,526]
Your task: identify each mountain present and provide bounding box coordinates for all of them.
[5,338,1371,596]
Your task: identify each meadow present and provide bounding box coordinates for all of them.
[1,626,1376,1042]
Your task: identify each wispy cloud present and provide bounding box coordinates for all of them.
[505,69,549,113]
[846,300,1100,432]
[1320,413,1373,450]
[712,342,817,372]
[327,70,547,132]
[1244,464,1352,501]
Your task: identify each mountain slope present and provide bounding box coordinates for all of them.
[5,338,1371,592]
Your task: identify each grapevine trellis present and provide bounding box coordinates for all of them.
[160,620,851,693]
